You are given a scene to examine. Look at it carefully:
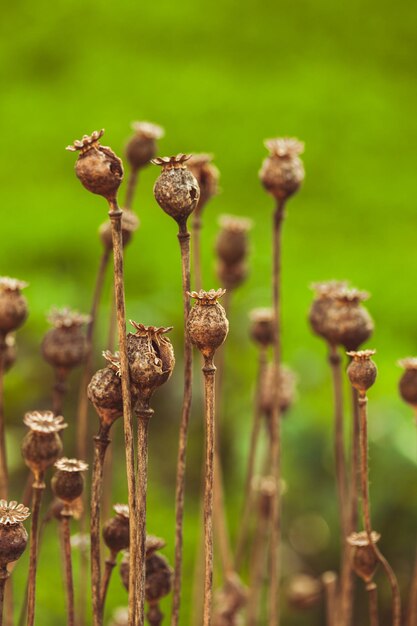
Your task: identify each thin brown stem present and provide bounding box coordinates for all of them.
[108,201,137,626]
[52,368,68,416]
[246,499,270,626]
[27,475,45,626]
[90,428,110,626]
[322,571,338,626]
[135,409,152,626]
[234,347,267,570]
[100,551,117,614]
[213,451,233,576]
[0,341,7,500]
[0,569,9,626]
[268,200,285,626]
[406,413,417,626]
[202,356,216,626]
[358,393,401,626]
[366,582,379,626]
[192,215,203,291]
[171,224,193,626]
[61,513,75,626]
[124,167,139,211]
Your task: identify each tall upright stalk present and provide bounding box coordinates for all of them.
[108,201,137,626]
[52,368,68,416]
[0,569,8,626]
[27,475,45,626]
[322,571,337,626]
[61,512,75,626]
[366,582,380,626]
[0,342,7,500]
[171,223,193,626]
[192,215,203,291]
[406,409,417,626]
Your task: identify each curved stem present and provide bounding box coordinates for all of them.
[366,582,379,626]
[90,429,110,626]
[100,551,117,614]
[61,513,75,626]
[234,347,267,570]
[202,356,216,626]
[27,475,45,626]
[108,201,137,626]
[358,393,401,626]
[171,225,193,626]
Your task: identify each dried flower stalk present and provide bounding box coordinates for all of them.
[26,477,44,626]
[61,511,75,626]
[322,571,337,626]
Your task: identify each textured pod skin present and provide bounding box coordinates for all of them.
[187,299,229,359]
[127,329,175,399]
[260,154,304,200]
[103,514,130,553]
[42,326,87,370]
[51,470,84,504]
[21,431,62,475]
[249,309,274,347]
[309,297,374,351]
[87,367,123,426]
[0,523,28,567]
[99,210,139,251]
[260,364,296,417]
[0,291,28,335]
[347,351,377,393]
[217,261,248,291]
[154,168,199,224]
[399,369,417,406]
[75,145,123,200]
[145,553,173,603]
[286,574,322,610]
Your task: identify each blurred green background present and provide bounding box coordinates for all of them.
[1,0,417,624]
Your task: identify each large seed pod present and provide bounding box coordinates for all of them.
[0,501,30,567]
[102,504,130,553]
[42,308,89,371]
[347,350,377,394]
[67,129,124,201]
[87,352,124,427]
[0,278,28,336]
[152,154,200,226]
[21,412,67,480]
[259,138,304,201]
[51,458,88,505]
[126,122,164,170]
[187,289,229,359]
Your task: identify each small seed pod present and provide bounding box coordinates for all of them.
[145,553,173,604]
[99,210,140,251]
[398,358,417,408]
[152,154,200,226]
[88,351,124,428]
[42,308,90,372]
[51,458,88,508]
[187,153,219,214]
[0,278,28,336]
[259,138,305,201]
[217,261,248,291]
[127,323,175,403]
[103,504,130,554]
[286,574,322,610]
[0,500,30,568]
[187,289,229,359]
[260,363,297,418]
[249,308,275,348]
[309,282,374,350]
[347,350,377,394]
[215,215,252,266]
[347,531,380,583]
[21,411,67,483]
[66,129,124,201]
[126,122,164,170]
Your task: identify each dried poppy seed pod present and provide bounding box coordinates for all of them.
[99,210,140,251]
[347,350,377,395]
[0,500,30,568]
[119,535,168,591]
[217,261,248,291]
[51,458,88,508]
[347,531,380,583]
[127,323,175,403]
[87,351,124,428]
[145,553,173,604]
[260,363,297,417]
[152,154,200,227]
[102,504,130,553]
[286,574,322,610]
[21,411,67,484]
[398,358,417,408]
[0,278,28,337]
[66,129,124,201]
[215,215,252,266]
[249,308,275,347]
[187,153,219,213]
[259,138,305,201]
[309,282,374,350]
[126,122,164,170]
[187,289,229,359]
[42,308,90,371]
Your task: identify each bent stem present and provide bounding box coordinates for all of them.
[202,355,216,626]
[61,512,75,626]
[100,550,117,614]
[234,346,267,570]
[108,200,137,625]
[366,582,379,626]
[171,223,193,626]
[358,393,401,626]
[27,474,45,626]
[90,427,111,626]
